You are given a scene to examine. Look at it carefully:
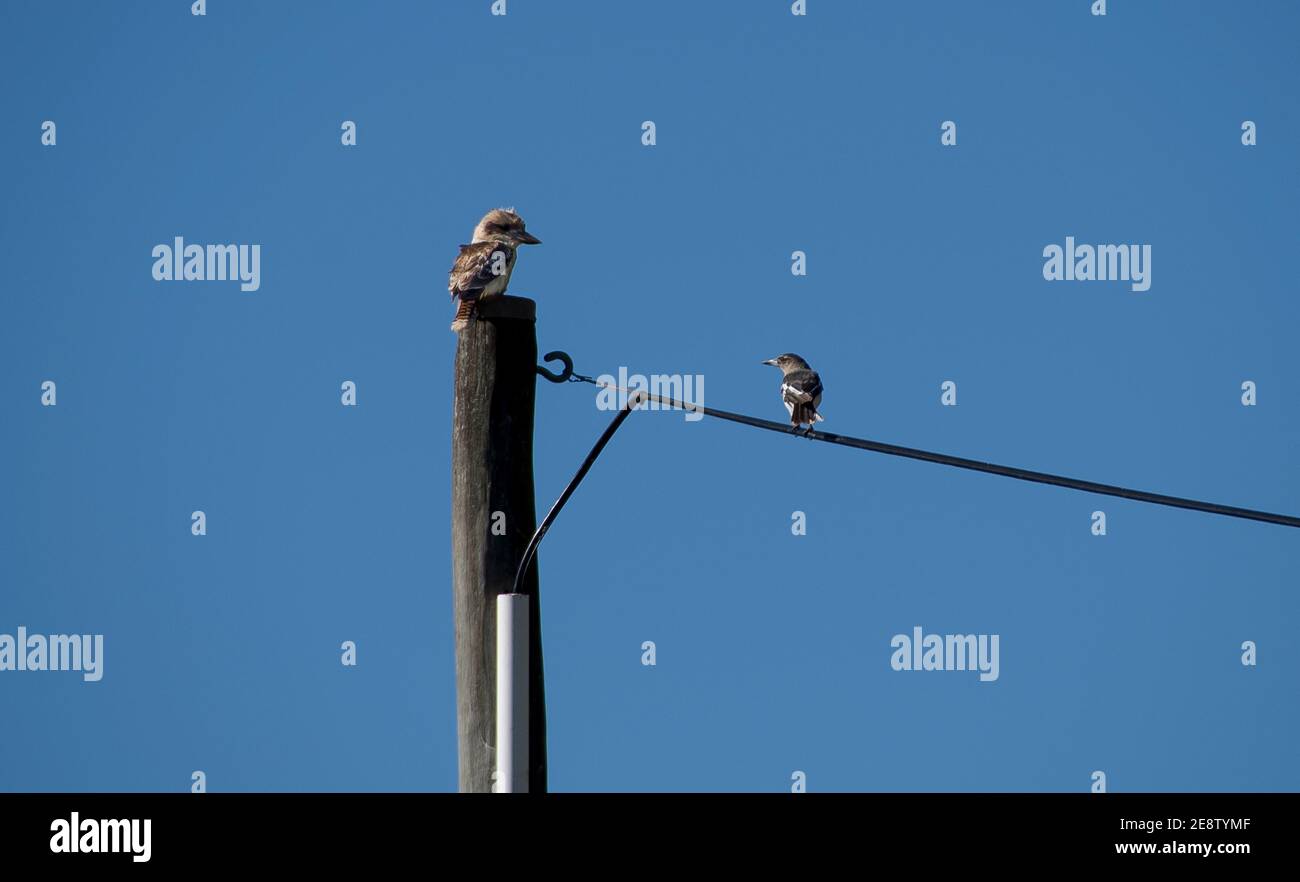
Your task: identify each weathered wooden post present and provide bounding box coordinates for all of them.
[450,294,547,793]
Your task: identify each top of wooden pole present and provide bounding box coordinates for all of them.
[475,295,536,322]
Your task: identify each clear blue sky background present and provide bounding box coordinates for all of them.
[1,1,1296,792]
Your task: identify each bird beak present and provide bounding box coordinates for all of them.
[515,231,541,245]
[761,358,777,366]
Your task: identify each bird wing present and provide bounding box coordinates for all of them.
[448,241,505,302]
[781,369,823,404]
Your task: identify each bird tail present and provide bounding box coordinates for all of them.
[450,298,474,332]
[793,403,823,426]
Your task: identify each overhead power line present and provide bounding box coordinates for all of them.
[543,363,1300,530]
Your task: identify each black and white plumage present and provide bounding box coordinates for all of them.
[448,208,541,331]
[762,353,824,430]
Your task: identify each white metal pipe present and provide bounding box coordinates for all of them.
[494,593,529,793]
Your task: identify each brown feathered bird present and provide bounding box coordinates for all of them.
[448,208,541,331]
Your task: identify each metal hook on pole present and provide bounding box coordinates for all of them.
[535,351,574,383]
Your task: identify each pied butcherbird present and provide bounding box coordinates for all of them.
[762,353,825,432]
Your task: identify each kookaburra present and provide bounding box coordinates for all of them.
[448,208,542,331]
[762,353,824,431]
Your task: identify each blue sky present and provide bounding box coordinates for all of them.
[1,0,1297,792]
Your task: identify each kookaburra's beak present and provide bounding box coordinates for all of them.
[514,230,542,245]
[762,358,778,366]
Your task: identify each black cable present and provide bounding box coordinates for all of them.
[512,393,643,596]
[568,377,1300,530]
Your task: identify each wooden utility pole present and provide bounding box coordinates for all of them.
[450,295,547,793]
